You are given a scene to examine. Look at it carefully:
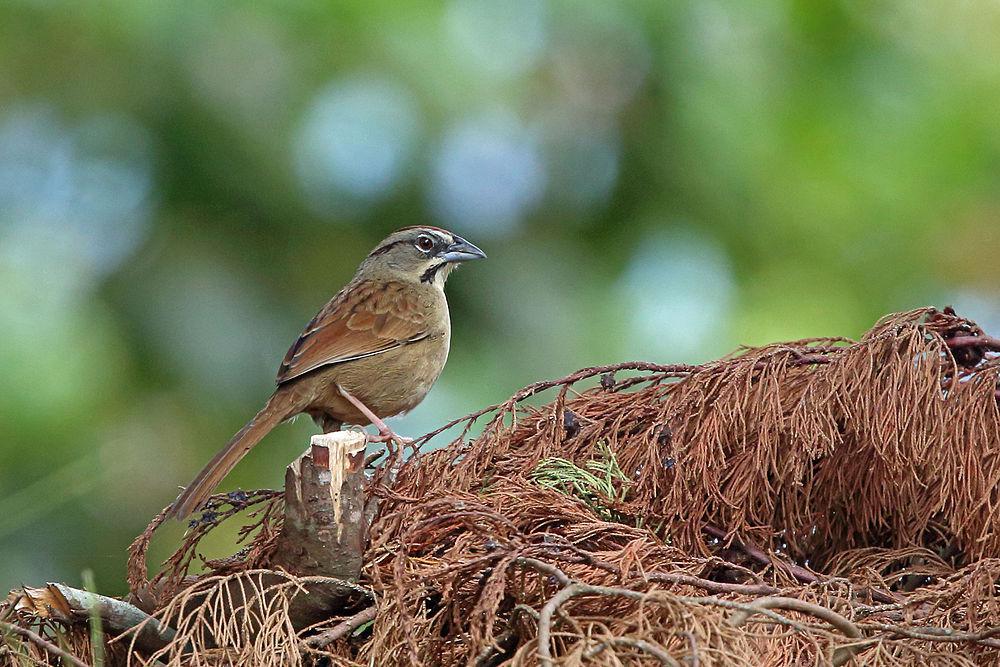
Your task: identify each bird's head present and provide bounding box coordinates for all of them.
[362,226,486,287]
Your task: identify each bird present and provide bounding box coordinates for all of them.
[170,226,486,519]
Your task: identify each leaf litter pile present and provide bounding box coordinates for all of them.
[5,307,1000,666]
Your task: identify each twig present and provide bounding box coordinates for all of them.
[473,627,520,667]
[852,602,904,619]
[703,524,901,605]
[0,619,91,667]
[945,335,1000,353]
[681,630,699,667]
[526,560,807,667]
[513,604,540,621]
[304,605,377,649]
[647,572,779,597]
[582,637,681,665]
[412,362,698,448]
[515,558,572,586]
[703,525,820,584]
[756,353,833,369]
[675,595,833,630]
[861,622,1000,649]
[129,488,281,606]
[729,597,858,633]
[534,542,783,596]
[728,596,862,666]
[538,582,640,667]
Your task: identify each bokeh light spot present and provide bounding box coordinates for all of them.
[294,75,421,212]
[0,106,154,288]
[429,112,545,234]
[618,228,735,361]
[445,0,548,78]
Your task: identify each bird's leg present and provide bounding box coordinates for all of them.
[312,413,343,434]
[336,385,413,445]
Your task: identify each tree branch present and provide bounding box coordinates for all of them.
[703,524,901,605]
[9,582,176,655]
[945,335,1000,353]
[582,637,681,666]
[525,561,804,667]
[529,546,783,597]
[0,619,90,667]
[861,622,1000,649]
[271,431,370,578]
[728,596,862,666]
[303,605,377,649]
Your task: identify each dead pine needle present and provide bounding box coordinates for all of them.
[6,307,1000,666]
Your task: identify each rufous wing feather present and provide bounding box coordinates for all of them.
[276,280,430,384]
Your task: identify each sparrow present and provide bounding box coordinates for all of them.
[170,226,486,519]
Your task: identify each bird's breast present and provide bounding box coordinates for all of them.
[316,326,451,422]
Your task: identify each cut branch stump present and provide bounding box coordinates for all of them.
[270,431,374,628]
[271,431,370,578]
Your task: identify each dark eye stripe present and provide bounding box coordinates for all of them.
[367,239,404,257]
[370,228,452,258]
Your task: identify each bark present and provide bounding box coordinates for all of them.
[270,431,374,627]
[9,582,175,655]
[271,431,370,578]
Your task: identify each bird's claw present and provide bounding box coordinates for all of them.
[367,430,414,445]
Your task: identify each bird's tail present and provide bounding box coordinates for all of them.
[171,389,300,520]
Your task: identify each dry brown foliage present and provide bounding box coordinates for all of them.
[5,307,1000,666]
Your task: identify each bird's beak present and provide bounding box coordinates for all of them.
[440,235,487,263]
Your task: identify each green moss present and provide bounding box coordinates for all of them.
[530,442,632,522]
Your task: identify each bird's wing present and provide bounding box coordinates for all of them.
[276,280,430,384]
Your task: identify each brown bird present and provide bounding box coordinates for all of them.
[171,226,485,519]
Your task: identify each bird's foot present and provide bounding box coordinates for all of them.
[336,384,413,445]
[367,429,414,446]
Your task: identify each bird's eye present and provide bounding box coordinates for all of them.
[416,235,435,252]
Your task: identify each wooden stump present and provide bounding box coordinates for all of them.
[270,431,373,626]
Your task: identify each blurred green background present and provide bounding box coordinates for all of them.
[2,0,1000,595]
